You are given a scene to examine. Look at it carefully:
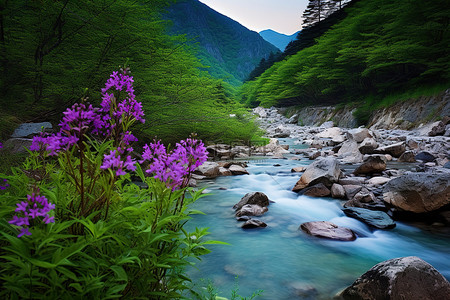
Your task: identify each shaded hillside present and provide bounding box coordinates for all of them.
[259,29,299,51]
[239,0,450,109]
[164,0,278,85]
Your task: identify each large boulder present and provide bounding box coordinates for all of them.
[374,142,406,157]
[235,204,268,217]
[299,183,331,197]
[194,162,220,178]
[233,192,270,211]
[346,128,372,143]
[383,173,450,213]
[340,256,450,300]
[300,221,356,241]
[2,138,33,153]
[353,156,386,175]
[342,207,396,229]
[316,127,343,139]
[415,151,436,163]
[358,138,378,154]
[292,157,341,192]
[228,164,249,175]
[11,122,52,138]
[338,140,363,163]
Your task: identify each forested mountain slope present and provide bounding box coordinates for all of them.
[239,0,450,109]
[0,0,262,144]
[164,0,279,85]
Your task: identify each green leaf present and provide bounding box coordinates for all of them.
[110,265,128,281]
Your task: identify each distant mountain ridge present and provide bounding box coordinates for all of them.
[259,29,300,51]
[164,0,278,85]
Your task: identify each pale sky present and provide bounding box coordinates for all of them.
[198,0,309,35]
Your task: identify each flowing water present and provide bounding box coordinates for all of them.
[185,139,450,299]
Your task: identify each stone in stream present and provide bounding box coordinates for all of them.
[228,164,249,175]
[342,185,363,200]
[218,167,232,176]
[242,219,267,229]
[358,137,378,154]
[299,183,331,197]
[292,157,341,192]
[194,162,220,178]
[300,221,356,241]
[346,128,372,143]
[353,155,386,175]
[415,151,436,163]
[398,150,416,163]
[342,207,396,229]
[235,204,268,217]
[383,173,450,213]
[331,183,346,199]
[291,166,306,173]
[373,141,406,157]
[233,192,270,211]
[338,140,364,164]
[340,256,450,300]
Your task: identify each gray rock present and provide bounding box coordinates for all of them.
[342,207,396,229]
[11,122,52,138]
[338,140,363,163]
[444,161,450,169]
[299,183,331,197]
[339,177,366,185]
[218,167,232,176]
[331,183,346,199]
[233,192,270,211]
[354,155,387,175]
[347,128,372,143]
[300,221,356,241]
[292,157,341,192]
[242,219,267,229]
[415,151,436,163]
[383,173,450,213]
[358,138,378,154]
[343,185,363,200]
[291,166,306,173]
[2,138,33,153]
[398,150,417,162]
[341,256,450,300]
[235,204,268,217]
[374,141,406,157]
[194,162,220,178]
[228,164,249,175]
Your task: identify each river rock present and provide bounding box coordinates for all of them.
[229,164,249,175]
[292,157,341,192]
[233,192,270,211]
[383,173,450,213]
[253,107,267,118]
[194,162,220,178]
[343,185,363,200]
[308,151,321,160]
[299,183,331,197]
[291,166,306,173]
[235,204,268,217]
[367,176,391,186]
[11,122,53,138]
[218,167,232,176]
[331,183,346,199]
[342,207,396,229]
[316,127,343,139]
[300,221,356,241]
[398,150,416,162]
[242,219,267,229]
[358,138,378,154]
[353,155,386,175]
[339,177,366,185]
[347,128,372,143]
[340,256,450,300]
[374,141,406,157]
[429,116,450,136]
[338,140,363,163]
[415,151,436,162]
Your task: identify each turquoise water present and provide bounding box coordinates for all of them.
[185,144,450,299]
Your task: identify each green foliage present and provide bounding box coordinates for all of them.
[240,0,450,108]
[0,0,263,145]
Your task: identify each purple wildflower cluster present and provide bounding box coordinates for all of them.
[9,191,55,237]
[30,70,144,174]
[0,178,9,190]
[141,138,208,189]
[100,150,136,176]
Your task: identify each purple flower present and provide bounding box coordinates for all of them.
[101,150,136,176]
[141,137,208,189]
[0,142,3,149]
[9,192,55,238]
[0,178,9,190]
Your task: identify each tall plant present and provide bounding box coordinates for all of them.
[0,69,223,299]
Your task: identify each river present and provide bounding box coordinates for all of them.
[185,138,450,299]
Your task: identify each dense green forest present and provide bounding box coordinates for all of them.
[0,0,263,144]
[239,0,450,111]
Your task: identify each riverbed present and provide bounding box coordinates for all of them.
[185,139,450,299]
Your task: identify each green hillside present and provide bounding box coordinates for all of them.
[0,0,263,144]
[239,0,450,110]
